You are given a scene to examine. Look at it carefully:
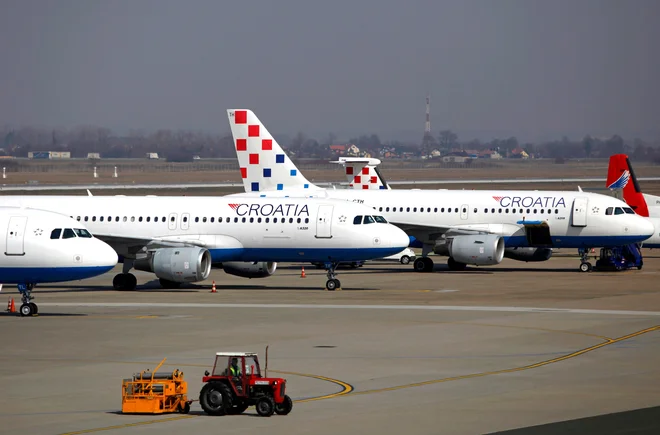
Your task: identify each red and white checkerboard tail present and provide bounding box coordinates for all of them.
[227,109,318,193]
[332,157,391,190]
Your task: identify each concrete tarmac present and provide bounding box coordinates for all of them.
[1,255,659,435]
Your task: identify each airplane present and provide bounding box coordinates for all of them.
[331,157,391,190]
[225,109,655,273]
[0,196,409,291]
[606,154,660,248]
[0,206,118,316]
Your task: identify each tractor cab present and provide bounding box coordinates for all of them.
[208,352,261,394]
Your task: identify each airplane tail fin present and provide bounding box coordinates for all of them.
[227,109,319,193]
[607,154,649,216]
[331,157,391,190]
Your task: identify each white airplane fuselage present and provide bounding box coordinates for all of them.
[234,189,654,249]
[1,196,409,263]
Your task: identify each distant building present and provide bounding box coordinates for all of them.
[28,151,70,159]
[510,148,529,159]
[146,153,159,159]
[441,151,471,163]
[87,153,101,159]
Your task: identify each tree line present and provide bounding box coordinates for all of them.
[1,125,659,163]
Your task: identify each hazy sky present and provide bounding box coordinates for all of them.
[1,0,658,142]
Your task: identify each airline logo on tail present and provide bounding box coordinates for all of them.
[606,154,649,217]
[227,110,317,192]
[334,157,390,190]
[607,170,630,189]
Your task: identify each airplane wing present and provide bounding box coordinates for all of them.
[394,221,534,244]
[95,233,217,256]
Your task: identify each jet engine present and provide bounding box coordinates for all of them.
[504,247,553,262]
[434,234,505,265]
[134,247,212,283]
[222,261,277,278]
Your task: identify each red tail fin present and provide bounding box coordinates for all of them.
[607,154,649,217]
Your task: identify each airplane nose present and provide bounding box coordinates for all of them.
[389,225,411,250]
[638,216,656,239]
[93,239,119,268]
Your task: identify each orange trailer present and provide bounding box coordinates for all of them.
[121,358,192,414]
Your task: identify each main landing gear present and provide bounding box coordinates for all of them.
[113,260,137,290]
[578,248,593,272]
[324,262,341,291]
[413,257,434,272]
[17,283,38,317]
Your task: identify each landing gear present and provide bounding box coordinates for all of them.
[113,260,137,290]
[578,248,593,273]
[17,283,37,317]
[413,257,434,272]
[324,262,341,291]
[447,257,467,271]
[112,273,137,290]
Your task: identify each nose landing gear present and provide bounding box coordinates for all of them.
[17,283,38,317]
[324,262,341,291]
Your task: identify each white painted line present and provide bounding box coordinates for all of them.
[37,302,660,316]
[435,290,459,293]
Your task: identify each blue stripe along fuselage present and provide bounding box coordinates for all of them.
[0,265,116,284]
[208,247,404,263]
[503,235,651,248]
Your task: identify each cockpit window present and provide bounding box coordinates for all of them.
[50,228,62,239]
[74,228,93,238]
[614,207,624,215]
[623,207,635,214]
[353,216,362,225]
[363,215,375,224]
[62,228,76,239]
[373,216,387,223]
[605,207,613,215]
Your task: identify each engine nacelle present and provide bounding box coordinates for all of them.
[435,234,505,266]
[134,247,212,283]
[222,261,277,279]
[504,247,553,262]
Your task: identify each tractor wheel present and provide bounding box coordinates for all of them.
[180,401,191,414]
[256,396,275,417]
[199,383,232,416]
[275,395,293,415]
[227,402,249,415]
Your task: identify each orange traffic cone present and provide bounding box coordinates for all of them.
[210,281,216,293]
[7,297,16,313]
[300,267,306,278]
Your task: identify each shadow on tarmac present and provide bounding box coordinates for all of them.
[488,405,660,435]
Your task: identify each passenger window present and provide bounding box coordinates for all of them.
[92,216,96,222]
[100,216,104,222]
[363,216,375,224]
[484,209,488,213]
[76,216,81,221]
[406,207,410,212]
[379,207,383,211]
[242,217,246,223]
[555,209,559,214]
[170,217,175,222]
[297,218,301,223]
[234,217,238,223]
[455,208,459,213]
[474,208,477,213]
[274,218,278,223]
[250,217,254,223]
[146,217,151,222]
[62,228,76,239]
[50,228,62,239]
[210,217,214,223]
[353,216,362,224]
[84,216,89,222]
[434,208,438,212]
[264,218,268,223]
[386,207,390,212]
[138,217,143,222]
[413,207,417,212]
[305,218,309,223]
[289,218,293,223]
[614,207,624,215]
[74,229,92,238]
[203,217,207,223]
[505,209,509,213]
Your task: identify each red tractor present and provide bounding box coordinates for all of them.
[199,352,293,417]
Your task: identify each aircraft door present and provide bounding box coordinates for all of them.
[5,216,27,255]
[181,213,190,230]
[315,205,334,238]
[571,197,588,227]
[460,204,469,220]
[168,213,178,230]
